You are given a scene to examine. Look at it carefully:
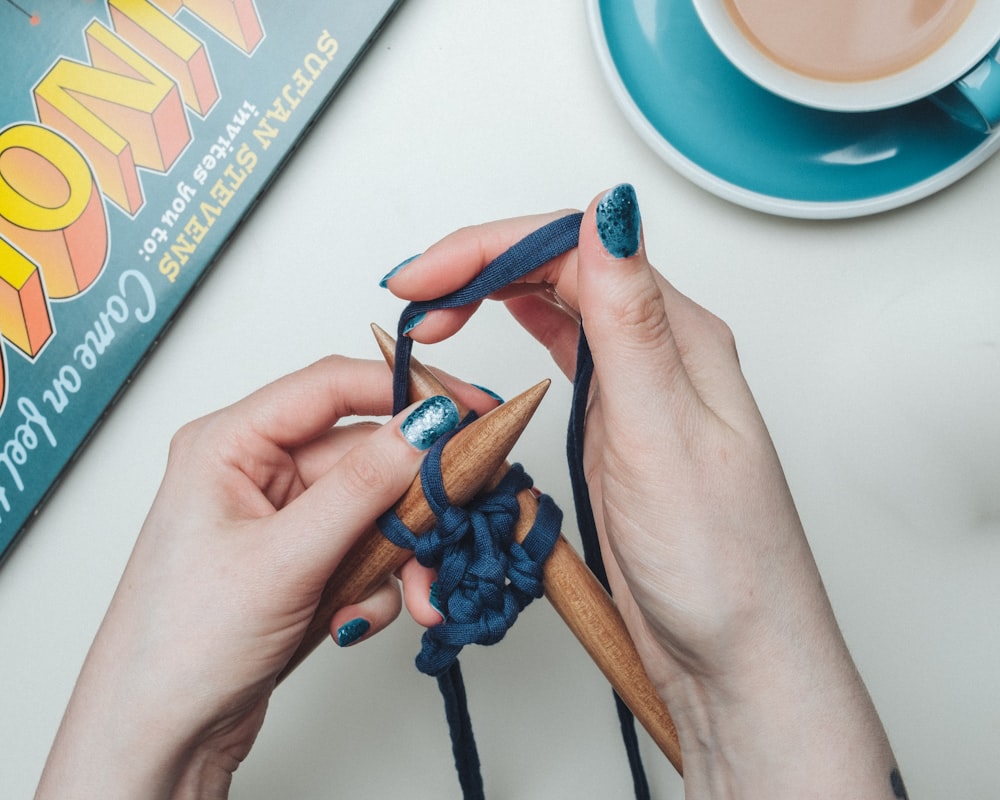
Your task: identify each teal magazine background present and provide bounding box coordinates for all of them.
[0,0,402,560]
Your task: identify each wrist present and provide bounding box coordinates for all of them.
[36,630,241,800]
[659,636,897,800]
[37,680,240,800]
[36,697,191,800]
[167,746,237,800]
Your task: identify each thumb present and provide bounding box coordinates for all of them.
[269,395,461,586]
[576,184,696,413]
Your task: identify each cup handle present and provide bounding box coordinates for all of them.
[931,42,1000,134]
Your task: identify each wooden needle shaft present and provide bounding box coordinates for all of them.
[278,378,550,682]
[372,323,683,774]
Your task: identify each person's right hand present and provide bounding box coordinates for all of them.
[384,185,903,798]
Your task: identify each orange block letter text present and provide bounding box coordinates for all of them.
[33,21,192,215]
[0,124,108,301]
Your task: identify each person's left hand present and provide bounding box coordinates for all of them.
[36,356,477,800]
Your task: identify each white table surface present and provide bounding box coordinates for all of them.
[2,2,998,798]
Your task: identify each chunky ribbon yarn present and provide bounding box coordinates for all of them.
[378,425,562,677]
[377,211,649,800]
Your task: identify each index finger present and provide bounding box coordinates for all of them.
[208,356,395,451]
[382,209,583,311]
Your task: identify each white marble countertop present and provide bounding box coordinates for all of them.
[2,1,997,797]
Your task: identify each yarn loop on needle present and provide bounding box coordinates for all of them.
[379,426,562,677]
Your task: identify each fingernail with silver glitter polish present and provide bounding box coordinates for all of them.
[335,617,370,647]
[595,183,641,259]
[379,254,419,288]
[400,395,460,450]
[402,311,426,336]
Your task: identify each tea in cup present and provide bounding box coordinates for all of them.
[691,0,1000,131]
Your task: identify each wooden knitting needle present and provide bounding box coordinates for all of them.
[372,323,683,774]
[278,378,550,683]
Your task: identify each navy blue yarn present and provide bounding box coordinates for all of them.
[381,211,649,799]
[570,330,651,800]
[437,662,482,799]
[391,213,584,416]
[379,433,562,676]
[377,412,562,800]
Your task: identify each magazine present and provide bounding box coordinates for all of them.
[0,0,404,563]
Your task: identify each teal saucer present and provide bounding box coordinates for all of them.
[588,0,1000,218]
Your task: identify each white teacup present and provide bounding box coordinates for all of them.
[692,0,1000,132]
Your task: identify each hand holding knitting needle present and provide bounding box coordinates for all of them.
[35,357,498,799]
[381,184,904,799]
[278,376,551,680]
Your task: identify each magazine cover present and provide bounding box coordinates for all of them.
[0,0,403,563]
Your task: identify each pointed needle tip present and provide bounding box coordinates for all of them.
[371,322,397,365]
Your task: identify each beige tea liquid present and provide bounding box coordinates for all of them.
[724,0,977,82]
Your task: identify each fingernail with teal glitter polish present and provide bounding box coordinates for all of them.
[596,183,641,259]
[402,311,426,336]
[401,395,460,450]
[379,255,419,288]
[472,384,504,404]
[336,617,370,647]
[429,581,446,622]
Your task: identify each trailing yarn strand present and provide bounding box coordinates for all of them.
[378,212,664,798]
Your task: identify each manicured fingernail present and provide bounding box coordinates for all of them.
[401,395,459,450]
[336,617,370,647]
[596,183,641,259]
[472,384,504,404]
[402,311,427,336]
[429,581,446,622]
[379,255,419,288]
